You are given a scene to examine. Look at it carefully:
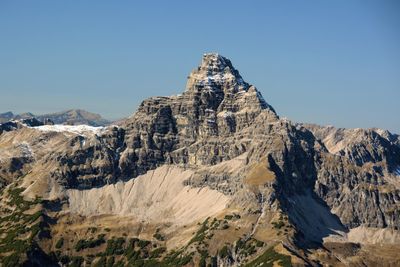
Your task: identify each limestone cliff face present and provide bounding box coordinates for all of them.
[302,124,400,229]
[0,54,399,262]
[118,54,278,181]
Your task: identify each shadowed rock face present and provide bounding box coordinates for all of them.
[0,54,399,266]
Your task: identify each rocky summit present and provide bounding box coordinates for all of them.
[0,53,399,266]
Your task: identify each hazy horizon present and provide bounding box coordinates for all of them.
[1,1,399,133]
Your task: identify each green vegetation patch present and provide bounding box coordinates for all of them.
[75,234,106,252]
[162,250,193,266]
[105,237,125,255]
[150,247,167,258]
[224,214,241,221]
[272,221,285,229]
[235,238,264,258]
[153,228,165,241]
[0,186,47,266]
[219,245,229,258]
[188,218,209,245]
[245,246,292,267]
[55,237,64,249]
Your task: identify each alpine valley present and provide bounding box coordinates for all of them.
[0,54,399,267]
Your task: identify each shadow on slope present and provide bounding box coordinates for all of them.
[265,128,348,249]
[284,191,348,248]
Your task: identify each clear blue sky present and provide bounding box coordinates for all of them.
[1,1,399,133]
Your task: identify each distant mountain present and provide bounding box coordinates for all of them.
[0,111,14,122]
[0,111,35,123]
[36,109,110,126]
[0,109,110,126]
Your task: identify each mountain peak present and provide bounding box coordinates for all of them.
[186,53,248,93]
[199,53,234,73]
[183,53,274,114]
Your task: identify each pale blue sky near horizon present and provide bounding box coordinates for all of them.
[0,1,399,133]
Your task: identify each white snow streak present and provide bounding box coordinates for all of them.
[33,125,104,136]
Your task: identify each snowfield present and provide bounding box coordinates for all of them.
[32,124,105,136]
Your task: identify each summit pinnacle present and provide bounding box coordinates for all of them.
[184,53,273,113]
[186,53,248,94]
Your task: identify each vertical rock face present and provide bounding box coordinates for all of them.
[303,124,400,229]
[118,53,279,179]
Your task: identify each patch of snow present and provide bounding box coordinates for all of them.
[204,72,237,85]
[222,111,233,118]
[395,166,400,176]
[288,197,296,205]
[33,125,105,136]
[192,68,245,89]
[18,142,34,158]
[375,129,387,136]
